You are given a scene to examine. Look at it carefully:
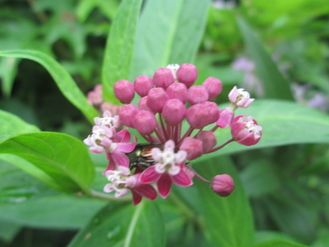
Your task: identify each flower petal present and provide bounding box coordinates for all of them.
[157,174,172,198]
[164,140,175,151]
[115,142,136,153]
[140,166,161,184]
[132,191,142,205]
[114,129,131,143]
[175,150,187,164]
[151,148,162,161]
[111,152,129,168]
[172,168,193,187]
[134,185,157,200]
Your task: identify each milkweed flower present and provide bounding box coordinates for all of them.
[85,63,263,205]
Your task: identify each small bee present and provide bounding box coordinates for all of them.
[128,144,159,171]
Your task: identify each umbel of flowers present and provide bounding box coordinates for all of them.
[85,64,262,205]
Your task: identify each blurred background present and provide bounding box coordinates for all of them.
[0,0,329,246]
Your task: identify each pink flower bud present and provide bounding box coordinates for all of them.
[114,80,135,104]
[134,75,153,97]
[203,77,223,100]
[101,103,120,115]
[162,99,186,125]
[186,102,219,129]
[231,115,262,146]
[153,67,175,88]
[177,64,198,87]
[196,131,217,153]
[188,85,209,104]
[147,88,169,113]
[133,110,157,135]
[166,82,188,102]
[138,96,152,112]
[228,86,254,108]
[211,174,234,197]
[87,84,103,105]
[119,104,138,127]
[180,137,203,160]
[203,102,220,125]
[216,108,234,128]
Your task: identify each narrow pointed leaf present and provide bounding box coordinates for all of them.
[102,0,142,102]
[237,16,293,100]
[69,202,165,247]
[132,0,210,77]
[0,50,98,121]
[0,132,95,192]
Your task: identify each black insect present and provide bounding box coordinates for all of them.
[128,144,158,171]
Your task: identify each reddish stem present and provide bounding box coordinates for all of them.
[207,138,234,153]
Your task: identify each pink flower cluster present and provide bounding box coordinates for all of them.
[85,64,262,205]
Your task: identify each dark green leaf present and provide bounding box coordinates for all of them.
[102,0,142,102]
[0,219,21,243]
[132,0,210,77]
[0,132,95,192]
[0,50,98,122]
[195,157,254,247]
[255,239,307,247]
[237,16,293,100]
[69,202,165,247]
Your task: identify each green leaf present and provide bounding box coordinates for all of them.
[0,195,105,229]
[0,219,21,243]
[0,57,18,97]
[0,110,39,143]
[209,100,329,157]
[0,132,95,192]
[69,202,165,247]
[102,0,142,102]
[255,239,307,247]
[0,50,98,122]
[237,16,293,100]
[195,157,254,247]
[131,0,210,77]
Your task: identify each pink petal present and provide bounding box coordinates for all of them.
[111,152,129,168]
[105,158,115,171]
[172,169,193,187]
[134,185,157,200]
[140,166,161,184]
[132,191,142,205]
[114,129,131,143]
[115,142,136,153]
[157,174,172,198]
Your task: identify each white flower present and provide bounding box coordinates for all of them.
[166,64,180,79]
[152,140,187,176]
[228,86,254,108]
[103,167,131,198]
[95,111,119,129]
[240,116,262,138]
[83,125,114,153]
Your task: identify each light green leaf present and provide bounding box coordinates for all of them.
[207,100,329,157]
[0,195,105,229]
[255,239,307,247]
[195,157,254,247]
[237,16,293,100]
[0,132,95,192]
[0,57,18,97]
[0,110,39,143]
[132,0,210,77]
[69,202,165,247]
[0,50,98,122]
[102,0,142,102]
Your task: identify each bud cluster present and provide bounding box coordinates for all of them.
[85,64,262,204]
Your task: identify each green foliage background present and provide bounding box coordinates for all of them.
[0,0,329,246]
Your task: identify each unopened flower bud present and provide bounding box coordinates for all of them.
[166,82,188,102]
[186,102,219,129]
[114,80,135,104]
[147,88,168,113]
[133,110,157,135]
[153,68,175,88]
[180,137,203,160]
[231,115,262,146]
[87,84,103,105]
[139,96,152,112]
[162,99,186,125]
[196,131,216,153]
[203,77,223,100]
[228,86,254,108]
[188,85,209,104]
[177,64,198,87]
[211,174,234,196]
[119,104,138,127]
[134,75,153,97]
[216,108,234,128]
